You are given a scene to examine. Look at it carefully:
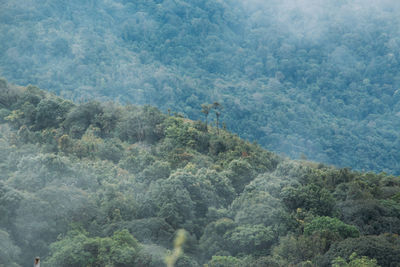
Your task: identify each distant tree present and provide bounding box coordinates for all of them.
[63,101,103,138]
[303,216,360,252]
[199,218,236,259]
[304,216,360,240]
[35,97,72,130]
[225,159,255,194]
[323,234,400,267]
[212,102,222,135]
[206,256,242,267]
[201,104,213,132]
[281,184,335,216]
[45,229,143,267]
[332,253,380,267]
[224,224,275,255]
[269,234,326,266]
[0,229,21,267]
[0,78,20,109]
[174,254,200,267]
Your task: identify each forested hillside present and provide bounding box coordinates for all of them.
[1,0,400,174]
[1,80,400,266]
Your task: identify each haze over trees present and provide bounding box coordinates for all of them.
[1,81,400,266]
[1,1,400,266]
[1,0,400,174]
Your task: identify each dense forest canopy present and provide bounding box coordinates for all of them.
[0,80,400,266]
[1,0,400,173]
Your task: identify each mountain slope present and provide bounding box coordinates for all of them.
[1,80,400,266]
[1,0,400,174]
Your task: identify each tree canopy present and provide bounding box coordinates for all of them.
[0,82,399,266]
[1,0,400,174]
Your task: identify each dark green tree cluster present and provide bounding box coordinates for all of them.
[0,82,400,266]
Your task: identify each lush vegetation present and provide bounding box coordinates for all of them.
[1,80,400,266]
[1,0,400,174]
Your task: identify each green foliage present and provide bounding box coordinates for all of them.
[139,160,171,182]
[174,254,200,267]
[63,101,102,138]
[0,229,21,267]
[164,116,209,153]
[332,252,380,267]
[231,190,287,227]
[281,184,335,216]
[206,255,242,267]
[35,97,73,130]
[0,181,23,228]
[0,78,20,110]
[196,169,235,206]
[199,218,236,259]
[323,234,400,267]
[338,199,400,235]
[0,83,399,266]
[268,234,327,266]
[304,216,360,240]
[122,218,175,248]
[45,229,141,267]
[302,216,360,253]
[97,138,125,163]
[117,105,165,144]
[225,159,254,193]
[2,1,400,175]
[225,224,275,255]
